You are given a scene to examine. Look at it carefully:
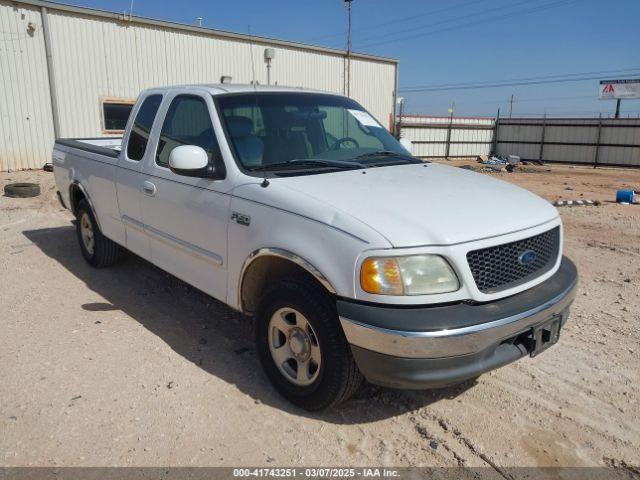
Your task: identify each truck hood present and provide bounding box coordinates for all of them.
[274,163,559,247]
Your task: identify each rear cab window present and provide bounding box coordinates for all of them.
[126,94,163,161]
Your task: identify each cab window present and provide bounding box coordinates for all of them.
[126,95,163,161]
[156,95,224,176]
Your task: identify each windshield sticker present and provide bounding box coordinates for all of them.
[347,109,380,127]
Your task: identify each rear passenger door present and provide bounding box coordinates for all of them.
[116,93,163,260]
[140,92,231,302]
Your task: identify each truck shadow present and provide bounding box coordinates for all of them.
[24,224,477,424]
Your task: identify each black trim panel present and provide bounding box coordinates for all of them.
[56,138,121,158]
[351,341,529,389]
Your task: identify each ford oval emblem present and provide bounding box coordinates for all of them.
[518,250,537,266]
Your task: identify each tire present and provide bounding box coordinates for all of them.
[75,199,122,268]
[4,183,40,198]
[255,278,363,411]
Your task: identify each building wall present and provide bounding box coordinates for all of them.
[0,2,55,171]
[0,0,397,171]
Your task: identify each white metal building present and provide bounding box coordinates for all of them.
[0,0,398,171]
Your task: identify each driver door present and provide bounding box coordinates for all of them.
[140,92,230,301]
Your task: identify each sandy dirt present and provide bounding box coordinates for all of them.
[1,164,639,472]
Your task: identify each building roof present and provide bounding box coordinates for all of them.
[14,0,398,65]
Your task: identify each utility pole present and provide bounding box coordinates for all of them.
[492,107,500,155]
[445,102,454,159]
[344,0,353,97]
[614,98,621,119]
[508,94,514,118]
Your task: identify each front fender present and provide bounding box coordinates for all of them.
[225,195,390,311]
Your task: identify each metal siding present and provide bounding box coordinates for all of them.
[0,1,396,170]
[350,58,396,125]
[399,116,494,158]
[0,2,55,170]
[496,118,640,166]
[496,143,539,159]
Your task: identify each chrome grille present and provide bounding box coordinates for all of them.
[467,227,560,293]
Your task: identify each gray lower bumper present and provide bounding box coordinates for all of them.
[338,256,578,389]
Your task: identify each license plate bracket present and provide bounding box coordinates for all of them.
[529,316,562,357]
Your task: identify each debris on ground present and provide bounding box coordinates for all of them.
[616,189,639,205]
[476,155,523,172]
[553,199,600,207]
[3,182,41,198]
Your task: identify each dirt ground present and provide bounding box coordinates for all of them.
[1,163,639,472]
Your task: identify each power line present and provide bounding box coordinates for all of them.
[400,67,640,92]
[411,94,597,107]
[354,0,531,47]
[357,0,581,49]
[403,67,640,90]
[304,0,488,43]
[401,73,640,92]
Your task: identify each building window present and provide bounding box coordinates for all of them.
[102,100,135,133]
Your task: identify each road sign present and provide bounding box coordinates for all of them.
[599,79,640,100]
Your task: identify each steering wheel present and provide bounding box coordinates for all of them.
[330,136,360,150]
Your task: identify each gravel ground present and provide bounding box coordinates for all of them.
[1,164,639,472]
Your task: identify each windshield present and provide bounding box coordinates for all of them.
[216,93,413,173]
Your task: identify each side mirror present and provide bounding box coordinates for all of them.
[168,145,214,177]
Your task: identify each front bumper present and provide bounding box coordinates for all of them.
[338,256,578,389]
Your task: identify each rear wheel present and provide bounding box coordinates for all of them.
[255,278,363,411]
[76,199,122,267]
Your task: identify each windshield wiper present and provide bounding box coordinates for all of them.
[248,159,365,172]
[355,150,421,164]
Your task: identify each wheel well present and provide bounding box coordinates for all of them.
[68,184,86,215]
[240,256,332,315]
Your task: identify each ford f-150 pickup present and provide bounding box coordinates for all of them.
[52,84,578,410]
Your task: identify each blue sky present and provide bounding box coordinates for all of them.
[65,0,639,117]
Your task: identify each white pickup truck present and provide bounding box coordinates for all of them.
[53,84,577,410]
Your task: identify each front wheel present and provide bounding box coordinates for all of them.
[255,278,363,411]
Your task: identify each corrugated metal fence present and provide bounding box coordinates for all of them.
[400,115,640,167]
[399,115,494,158]
[496,118,640,167]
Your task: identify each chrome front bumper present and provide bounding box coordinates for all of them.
[337,257,578,388]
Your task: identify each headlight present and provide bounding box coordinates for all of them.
[360,255,459,296]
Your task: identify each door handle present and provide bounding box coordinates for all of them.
[142,181,157,196]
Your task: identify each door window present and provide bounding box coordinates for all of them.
[156,95,223,173]
[126,94,163,161]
